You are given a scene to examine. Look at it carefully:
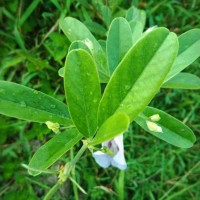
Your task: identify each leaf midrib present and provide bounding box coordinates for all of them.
[77,62,92,136]
[115,32,169,115]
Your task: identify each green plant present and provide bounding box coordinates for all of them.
[0,6,200,199]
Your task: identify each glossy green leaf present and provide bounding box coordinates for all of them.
[129,20,143,45]
[90,113,130,145]
[135,107,196,148]
[65,49,101,137]
[126,6,146,30]
[107,17,132,74]
[56,41,92,78]
[98,28,178,126]
[58,41,91,78]
[0,81,72,125]
[28,128,82,176]
[162,73,200,89]
[165,29,200,81]
[60,17,109,82]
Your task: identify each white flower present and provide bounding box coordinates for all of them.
[92,134,127,170]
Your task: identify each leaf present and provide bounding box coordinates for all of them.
[129,20,143,45]
[90,113,130,145]
[98,40,106,53]
[107,17,133,74]
[135,107,196,148]
[98,28,178,126]
[28,128,82,176]
[101,5,112,27]
[60,17,109,82]
[0,81,72,125]
[69,40,90,53]
[165,29,200,81]
[58,67,64,78]
[162,73,200,89]
[64,49,101,137]
[126,6,146,30]
[84,20,107,37]
[58,41,91,78]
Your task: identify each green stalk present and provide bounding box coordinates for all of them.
[44,182,61,200]
[63,145,87,179]
[70,148,79,200]
[118,171,125,200]
[44,144,87,200]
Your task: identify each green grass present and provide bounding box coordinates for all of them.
[0,0,200,199]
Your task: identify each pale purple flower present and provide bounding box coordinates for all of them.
[92,134,127,170]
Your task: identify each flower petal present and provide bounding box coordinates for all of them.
[93,151,112,168]
[113,134,124,151]
[112,151,127,170]
[112,134,127,170]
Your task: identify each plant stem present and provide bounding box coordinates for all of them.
[44,144,88,200]
[63,144,87,179]
[44,182,61,200]
[118,171,125,200]
[70,148,79,200]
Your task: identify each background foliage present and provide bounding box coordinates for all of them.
[0,0,200,199]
